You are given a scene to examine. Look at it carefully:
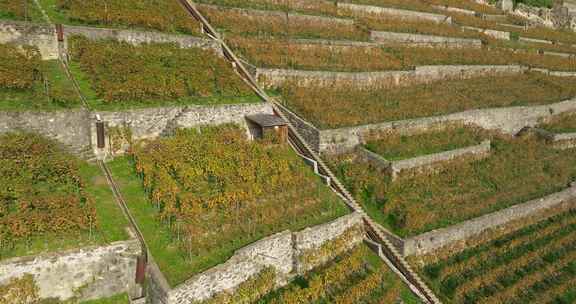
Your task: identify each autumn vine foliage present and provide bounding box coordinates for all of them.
[0,44,41,91]
[132,124,346,260]
[0,0,38,21]
[54,0,202,35]
[258,245,409,304]
[419,209,576,304]
[0,133,97,247]
[68,36,254,104]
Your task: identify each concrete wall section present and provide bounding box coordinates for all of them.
[337,2,452,23]
[404,185,576,256]
[462,25,511,40]
[257,65,526,89]
[319,98,576,154]
[0,240,141,302]
[370,31,482,48]
[0,20,58,59]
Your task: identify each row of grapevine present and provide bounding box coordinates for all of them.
[278,73,576,129]
[0,0,40,21]
[130,124,347,260]
[0,133,97,248]
[230,36,576,73]
[256,244,418,304]
[329,131,576,237]
[417,209,576,304]
[67,36,254,104]
[53,0,202,36]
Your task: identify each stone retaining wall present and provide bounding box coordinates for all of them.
[356,141,491,179]
[0,240,141,302]
[0,109,91,154]
[0,20,58,59]
[370,31,482,48]
[404,184,576,256]
[162,212,364,304]
[318,98,576,154]
[256,65,526,89]
[337,2,451,23]
[62,25,219,51]
[92,103,273,158]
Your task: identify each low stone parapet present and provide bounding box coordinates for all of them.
[337,2,451,23]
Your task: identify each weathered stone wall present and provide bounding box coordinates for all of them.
[198,4,354,26]
[92,103,273,158]
[337,2,452,23]
[0,109,92,154]
[62,25,220,51]
[370,31,482,48]
[389,140,491,179]
[319,98,576,154]
[294,213,364,273]
[257,65,526,89]
[404,184,576,256]
[0,240,141,302]
[0,20,58,59]
[355,141,491,180]
[162,212,364,304]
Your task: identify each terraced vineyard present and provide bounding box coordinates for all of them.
[0,132,127,259]
[110,124,348,285]
[257,244,421,304]
[280,73,576,129]
[67,36,258,109]
[0,43,79,110]
[417,208,576,304]
[41,0,202,35]
[330,129,576,236]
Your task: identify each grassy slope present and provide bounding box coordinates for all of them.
[80,293,129,304]
[1,163,129,260]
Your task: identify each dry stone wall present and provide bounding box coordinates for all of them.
[356,141,491,180]
[92,103,273,158]
[0,240,141,302]
[0,109,91,154]
[337,2,452,23]
[162,212,364,304]
[370,31,482,48]
[0,20,58,59]
[257,65,526,89]
[62,25,220,51]
[318,98,576,154]
[404,184,576,256]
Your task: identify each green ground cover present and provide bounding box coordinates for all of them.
[108,124,348,286]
